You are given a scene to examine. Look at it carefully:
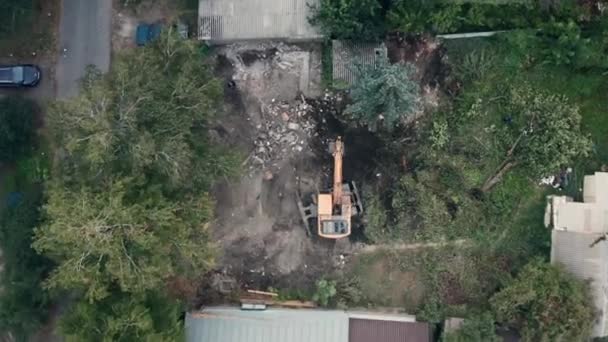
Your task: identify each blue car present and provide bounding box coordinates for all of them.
[136,23,162,46]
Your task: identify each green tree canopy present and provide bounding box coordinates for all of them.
[478,85,591,191]
[48,32,238,193]
[345,55,419,131]
[34,180,214,301]
[490,259,595,341]
[308,0,385,40]
[442,312,500,342]
[60,290,183,342]
[0,96,37,162]
[35,28,238,340]
[0,189,53,340]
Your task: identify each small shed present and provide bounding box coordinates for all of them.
[186,307,432,342]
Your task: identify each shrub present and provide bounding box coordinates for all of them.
[312,279,337,307]
[0,96,37,162]
[490,259,595,341]
[308,0,385,40]
[0,189,53,341]
[442,312,500,342]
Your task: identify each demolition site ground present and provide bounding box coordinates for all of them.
[202,38,447,302]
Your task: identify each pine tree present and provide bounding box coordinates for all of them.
[345,55,419,131]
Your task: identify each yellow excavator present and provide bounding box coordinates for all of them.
[297,137,363,239]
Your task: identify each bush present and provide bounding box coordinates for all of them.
[312,279,337,307]
[336,276,363,308]
[490,259,595,341]
[60,291,184,341]
[308,0,385,40]
[442,312,500,342]
[0,189,53,341]
[0,96,37,162]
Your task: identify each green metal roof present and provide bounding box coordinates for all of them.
[186,307,349,342]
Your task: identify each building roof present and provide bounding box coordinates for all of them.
[198,0,322,42]
[186,307,431,342]
[186,307,348,342]
[349,318,431,342]
[548,172,608,337]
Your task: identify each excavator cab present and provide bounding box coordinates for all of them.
[297,137,363,239]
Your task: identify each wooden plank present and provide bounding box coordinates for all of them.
[247,289,278,297]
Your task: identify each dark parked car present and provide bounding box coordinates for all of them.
[0,65,41,87]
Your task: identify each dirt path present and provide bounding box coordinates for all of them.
[357,239,470,254]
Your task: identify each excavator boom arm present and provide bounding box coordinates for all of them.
[332,137,344,204]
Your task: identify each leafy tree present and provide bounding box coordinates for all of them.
[0,96,37,162]
[346,55,419,131]
[312,279,337,307]
[480,85,591,192]
[47,30,239,192]
[35,30,239,338]
[60,290,183,342]
[490,259,595,341]
[0,189,53,341]
[308,0,385,40]
[34,180,214,302]
[442,312,500,342]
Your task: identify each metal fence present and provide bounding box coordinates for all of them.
[331,40,386,86]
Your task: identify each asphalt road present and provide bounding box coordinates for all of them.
[56,0,112,98]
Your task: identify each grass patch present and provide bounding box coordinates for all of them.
[321,39,333,89]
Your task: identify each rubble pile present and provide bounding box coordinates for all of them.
[246,97,317,172]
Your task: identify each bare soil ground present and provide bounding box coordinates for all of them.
[202,37,451,300]
[206,42,352,294]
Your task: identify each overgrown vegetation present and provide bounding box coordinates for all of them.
[339,4,607,338]
[310,0,602,39]
[490,259,595,341]
[442,312,500,342]
[0,189,53,341]
[0,97,37,162]
[0,96,51,340]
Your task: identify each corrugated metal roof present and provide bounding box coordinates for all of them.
[186,307,349,342]
[348,318,431,342]
[332,40,386,86]
[551,230,608,337]
[198,0,322,42]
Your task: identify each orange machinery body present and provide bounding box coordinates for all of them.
[318,137,352,239]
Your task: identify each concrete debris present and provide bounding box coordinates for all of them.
[246,97,316,172]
